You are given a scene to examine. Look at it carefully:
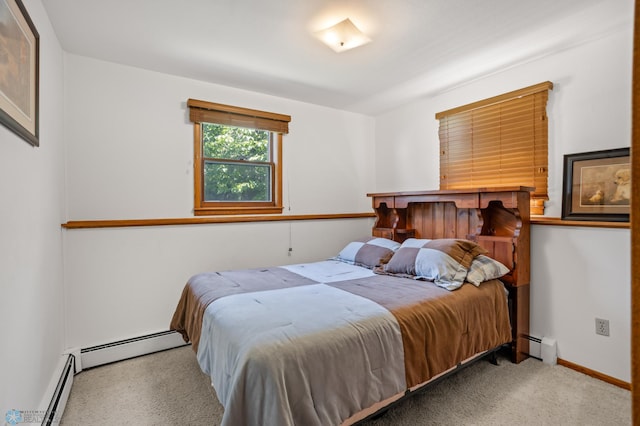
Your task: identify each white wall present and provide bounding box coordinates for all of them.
[62,55,376,348]
[531,226,630,380]
[0,0,66,414]
[374,15,633,381]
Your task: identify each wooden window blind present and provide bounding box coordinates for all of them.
[188,99,291,134]
[436,82,553,214]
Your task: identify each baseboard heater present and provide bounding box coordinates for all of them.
[80,330,187,370]
[42,355,74,425]
[523,334,557,364]
[524,334,543,360]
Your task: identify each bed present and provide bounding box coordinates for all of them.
[170,187,532,426]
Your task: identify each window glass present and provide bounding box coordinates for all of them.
[202,123,269,161]
[203,161,271,202]
[201,123,272,202]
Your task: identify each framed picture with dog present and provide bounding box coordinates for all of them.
[562,147,630,222]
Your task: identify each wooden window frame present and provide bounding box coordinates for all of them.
[188,99,291,216]
[436,82,553,215]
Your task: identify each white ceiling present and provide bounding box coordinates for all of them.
[43,0,630,115]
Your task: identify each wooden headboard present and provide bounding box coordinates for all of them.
[367,186,532,363]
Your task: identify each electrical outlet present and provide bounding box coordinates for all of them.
[595,318,610,336]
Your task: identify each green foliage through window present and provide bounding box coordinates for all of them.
[202,123,272,202]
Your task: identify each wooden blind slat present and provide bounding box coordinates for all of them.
[436,81,552,118]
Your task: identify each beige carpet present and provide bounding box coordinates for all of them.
[61,346,631,425]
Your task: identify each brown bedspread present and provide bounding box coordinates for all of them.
[328,275,511,387]
[170,266,511,390]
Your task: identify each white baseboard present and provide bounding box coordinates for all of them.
[36,331,186,424]
[39,354,75,425]
[81,330,187,369]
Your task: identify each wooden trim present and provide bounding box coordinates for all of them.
[194,206,284,216]
[557,358,631,391]
[274,133,283,212]
[187,98,291,124]
[193,123,202,211]
[367,186,534,198]
[61,212,376,229]
[188,99,290,134]
[192,117,284,215]
[531,217,630,229]
[435,81,553,119]
[632,0,639,421]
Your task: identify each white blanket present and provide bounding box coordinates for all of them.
[282,260,375,282]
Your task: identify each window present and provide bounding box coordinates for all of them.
[436,82,553,215]
[188,99,291,216]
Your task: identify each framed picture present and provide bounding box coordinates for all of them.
[561,148,630,222]
[0,0,39,146]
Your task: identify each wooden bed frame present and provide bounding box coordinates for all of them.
[367,186,532,363]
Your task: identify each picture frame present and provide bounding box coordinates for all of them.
[0,0,39,146]
[561,147,630,222]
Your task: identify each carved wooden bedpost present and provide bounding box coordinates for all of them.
[476,188,532,364]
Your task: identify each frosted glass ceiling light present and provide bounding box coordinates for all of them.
[315,18,371,53]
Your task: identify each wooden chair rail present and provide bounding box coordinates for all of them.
[62,212,375,229]
[531,217,629,229]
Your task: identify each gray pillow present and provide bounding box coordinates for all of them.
[466,255,510,285]
[377,238,486,290]
[335,237,401,269]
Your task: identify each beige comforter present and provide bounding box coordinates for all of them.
[170,263,511,425]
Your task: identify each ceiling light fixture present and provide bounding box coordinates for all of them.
[315,18,371,53]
